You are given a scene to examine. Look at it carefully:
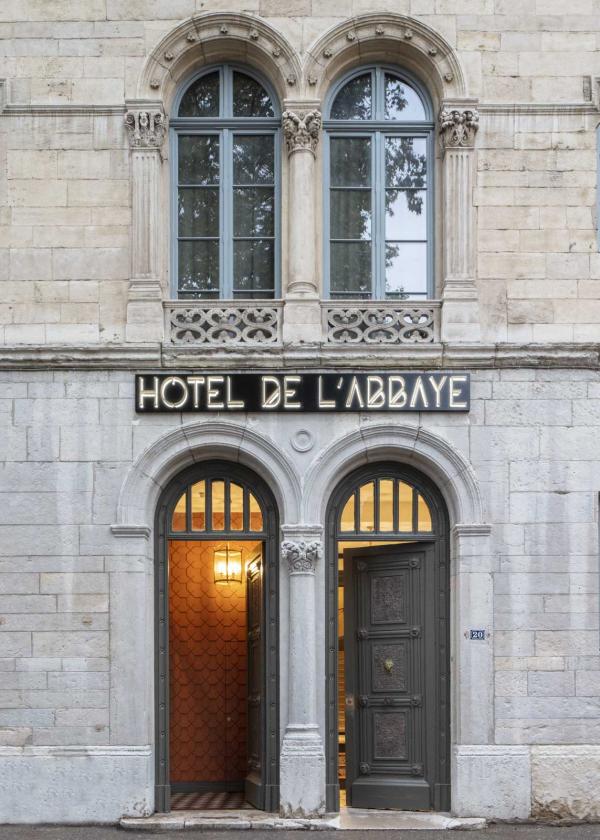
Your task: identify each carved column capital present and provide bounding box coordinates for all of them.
[282,109,322,156]
[439,107,479,151]
[124,109,166,149]
[281,539,322,574]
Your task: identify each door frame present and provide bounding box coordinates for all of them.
[154,459,280,813]
[325,462,450,812]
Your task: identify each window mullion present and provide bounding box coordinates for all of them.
[223,128,233,299]
[373,131,386,300]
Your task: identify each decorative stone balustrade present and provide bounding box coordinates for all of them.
[323,301,440,344]
[164,300,441,346]
[165,301,283,345]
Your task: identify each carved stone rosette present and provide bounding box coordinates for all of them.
[281,540,322,573]
[124,109,166,149]
[282,109,321,156]
[438,108,479,150]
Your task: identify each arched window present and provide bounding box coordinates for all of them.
[171,65,280,300]
[324,67,434,300]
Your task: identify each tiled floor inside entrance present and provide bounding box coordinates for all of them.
[170,792,247,810]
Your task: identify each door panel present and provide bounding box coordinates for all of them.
[344,543,447,810]
[245,551,264,809]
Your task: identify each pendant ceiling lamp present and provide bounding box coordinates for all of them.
[213,544,243,584]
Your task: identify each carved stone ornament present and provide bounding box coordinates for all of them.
[124,109,166,148]
[282,109,321,156]
[439,108,479,149]
[281,540,322,573]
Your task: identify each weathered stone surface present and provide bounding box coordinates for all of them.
[532,746,600,820]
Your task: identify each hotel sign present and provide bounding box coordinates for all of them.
[135,373,469,413]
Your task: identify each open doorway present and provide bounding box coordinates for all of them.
[169,538,262,810]
[155,462,279,814]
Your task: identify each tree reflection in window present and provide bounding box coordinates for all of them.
[327,67,432,300]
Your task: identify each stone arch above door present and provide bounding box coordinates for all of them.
[113,420,302,536]
[302,423,485,528]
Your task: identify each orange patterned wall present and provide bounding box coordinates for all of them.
[169,539,261,784]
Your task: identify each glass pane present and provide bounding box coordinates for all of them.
[398,482,412,531]
[330,137,371,187]
[233,240,274,296]
[386,190,427,241]
[172,492,186,531]
[178,135,219,185]
[330,73,372,120]
[233,135,274,185]
[331,190,371,240]
[191,481,205,531]
[379,479,394,532]
[178,188,219,237]
[249,492,263,531]
[359,482,375,532]
[234,187,274,237]
[233,71,274,117]
[340,493,355,532]
[230,483,243,531]
[178,240,219,298]
[417,493,432,531]
[385,242,427,298]
[330,241,371,297]
[385,137,427,188]
[211,480,225,530]
[178,70,220,117]
[385,74,426,121]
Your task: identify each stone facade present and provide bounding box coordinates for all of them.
[0,0,599,825]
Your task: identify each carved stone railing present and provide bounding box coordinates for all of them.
[323,301,441,344]
[165,300,283,345]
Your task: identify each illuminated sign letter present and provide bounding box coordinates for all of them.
[367,376,386,409]
[160,376,188,410]
[226,376,245,409]
[138,376,160,410]
[283,376,302,409]
[428,374,447,409]
[449,375,468,409]
[261,376,282,409]
[409,376,429,409]
[388,376,407,408]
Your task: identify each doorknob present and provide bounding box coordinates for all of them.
[384,658,394,673]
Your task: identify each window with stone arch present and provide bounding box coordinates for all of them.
[324,66,434,300]
[170,64,281,300]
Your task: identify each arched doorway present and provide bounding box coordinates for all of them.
[326,463,450,812]
[154,460,279,813]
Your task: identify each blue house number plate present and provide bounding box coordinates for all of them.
[469,629,486,640]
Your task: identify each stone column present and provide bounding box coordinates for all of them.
[439,104,481,342]
[279,528,326,817]
[124,105,166,342]
[281,105,322,344]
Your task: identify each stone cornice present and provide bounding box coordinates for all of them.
[0,342,599,370]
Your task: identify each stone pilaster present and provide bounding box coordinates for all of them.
[124,103,166,342]
[279,526,326,817]
[439,103,481,343]
[281,104,322,344]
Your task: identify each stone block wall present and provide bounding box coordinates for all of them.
[0,2,599,342]
[0,368,598,819]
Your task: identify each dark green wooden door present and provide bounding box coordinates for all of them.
[343,543,449,811]
[245,552,264,809]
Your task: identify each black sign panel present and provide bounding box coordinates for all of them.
[135,373,469,413]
